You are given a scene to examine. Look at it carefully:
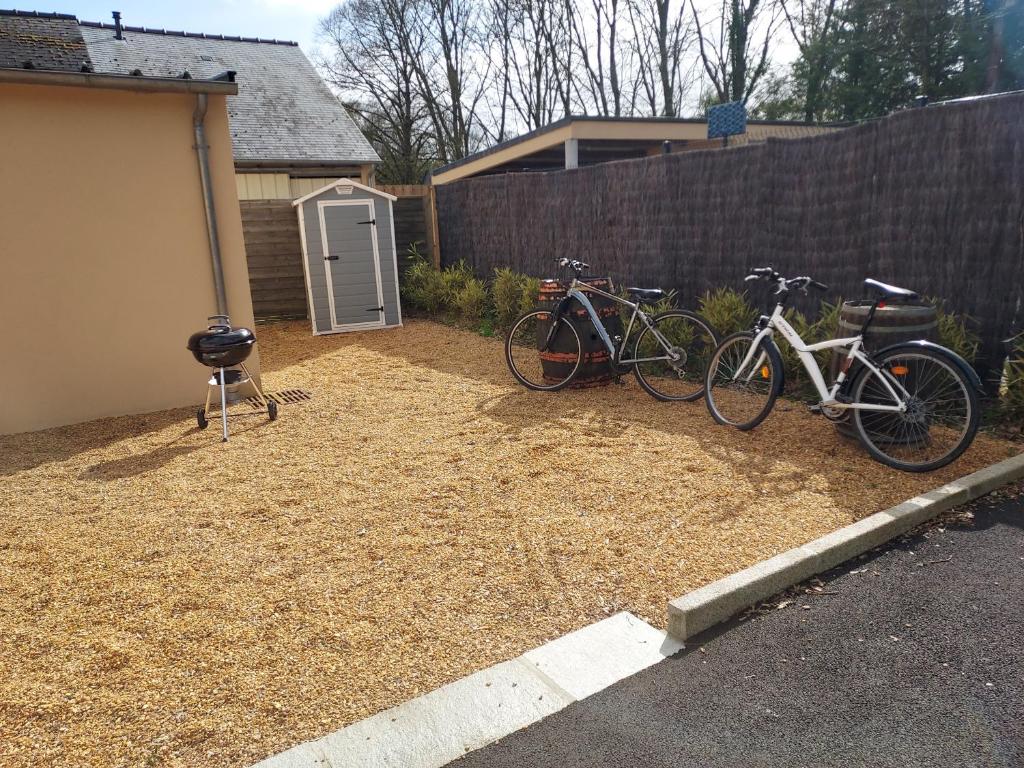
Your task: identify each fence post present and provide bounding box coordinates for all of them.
[428,185,442,269]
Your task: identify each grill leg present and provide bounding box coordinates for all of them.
[219,366,229,442]
[239,362,267,407]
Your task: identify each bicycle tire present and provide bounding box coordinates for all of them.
[505,309,582,391]
[704,331,784,430]
[633,310,720,401]
[849,345,980,472]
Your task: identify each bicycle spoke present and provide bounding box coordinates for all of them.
[634,312,718,401]
[705,334,779,428]
[505,311,581,390]
[853,352,975,469]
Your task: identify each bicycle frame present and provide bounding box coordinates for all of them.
[735,302,910,413]
[560,277,678,366]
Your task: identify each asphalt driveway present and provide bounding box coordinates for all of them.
[451,484,1024,768]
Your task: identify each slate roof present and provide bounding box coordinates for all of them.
[78,19,378,166]
[0,9,91,71]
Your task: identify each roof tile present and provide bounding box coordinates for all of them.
[78,22,378,166]
[0,10,91,71]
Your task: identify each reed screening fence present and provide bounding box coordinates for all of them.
[436,92,1024,391]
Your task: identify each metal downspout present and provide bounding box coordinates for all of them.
[193,93,229,318]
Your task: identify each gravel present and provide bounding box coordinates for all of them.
[0,319,1015,767]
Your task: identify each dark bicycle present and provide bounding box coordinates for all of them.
[504,258,719,401]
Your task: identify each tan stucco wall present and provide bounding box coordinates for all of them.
[0,83,258,435]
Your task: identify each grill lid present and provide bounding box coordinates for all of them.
[187,317,257,367]
[187,324,256,353]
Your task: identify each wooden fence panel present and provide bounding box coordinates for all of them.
[381,184,437,268]
[393,197,431,267]
[240,200,307,320]
[436,93,1024,391]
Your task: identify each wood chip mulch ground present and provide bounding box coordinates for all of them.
[0,319,1017,768]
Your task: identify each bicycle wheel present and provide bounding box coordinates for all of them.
[704,331,783,430]
[505,309,582,391]
[850,347,979,472]
[633,311,719,401]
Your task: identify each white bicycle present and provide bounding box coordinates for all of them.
[704,267,982,472]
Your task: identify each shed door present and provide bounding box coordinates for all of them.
[318,200,385,330]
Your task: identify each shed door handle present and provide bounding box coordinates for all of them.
[325,255,339,261]
[366,306,384,312]
[357,219,376,225]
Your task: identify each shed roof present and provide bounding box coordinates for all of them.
[292,178,397,206]
[430,115,847,184]
[0,9,90,71]
[78,19,379,166]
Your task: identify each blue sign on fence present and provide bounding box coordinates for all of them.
[707,101,747,139]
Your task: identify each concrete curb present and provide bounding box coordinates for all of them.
[251,612,682,768]
[667,451,1024,641]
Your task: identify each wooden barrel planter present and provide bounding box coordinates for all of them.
[829,300,938,438]
[536,277,624,388]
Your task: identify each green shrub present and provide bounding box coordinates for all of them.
[406,241,429,266]
[778,308,819,399]
[1001,332,1024,422]
[478,316,496,337]
[403,259,448,313]
[519,276,540,316]
[615,288,678,326]
[929,298,981,363]
[493,267,526,328]
[453,276,488,324]
[779,300,843,401]
[644,290,679,317]
[815,298,842,341]
[698,287,758,337]
[492,268,541,330]
[441,261,473,308]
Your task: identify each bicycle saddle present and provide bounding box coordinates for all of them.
[626,287,665,302]
[864,278,919,302]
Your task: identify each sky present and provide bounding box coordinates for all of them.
[36,1,331,54]
[31,0,797,126]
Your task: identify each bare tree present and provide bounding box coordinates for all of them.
[568,0,629,115]
[691,0,781,104]
[318,0,434,182]
[496,0,572,129]
[487,0,514,140]
[626,0,695,115]
[393,0,493,162]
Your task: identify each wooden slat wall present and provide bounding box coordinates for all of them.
[289,176,360,199]
[236,174,364,201]
[239,200,308,319]
[235,173,292,201]
[380,184,429,197]
[380,184,437,269]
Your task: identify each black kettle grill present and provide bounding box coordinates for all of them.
[187,315,276,441]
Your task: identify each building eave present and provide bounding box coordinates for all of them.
[0,66,238,94]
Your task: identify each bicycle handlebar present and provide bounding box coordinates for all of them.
[556,257,590,274]
[745,266,829,295]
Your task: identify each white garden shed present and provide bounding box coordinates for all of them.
[293,179,403,335]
